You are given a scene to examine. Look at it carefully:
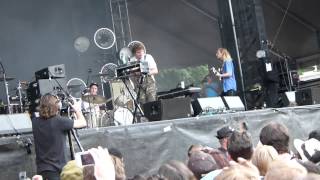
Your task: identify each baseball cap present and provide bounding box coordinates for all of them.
[216,126,234,139]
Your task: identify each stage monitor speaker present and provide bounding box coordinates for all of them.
[192,97,226,116]
[222,96,245,111]
[143,97,192,121]
[296,87,320,106]
[35,64,66,80]
[0,113,32,135]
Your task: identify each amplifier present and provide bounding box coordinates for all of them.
[35,64,66,80]
[143,97,192,121]
[296,87,320,106]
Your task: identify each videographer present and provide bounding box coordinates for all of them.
[32,94,86,180]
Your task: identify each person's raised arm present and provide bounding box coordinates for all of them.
[70,100,87,128]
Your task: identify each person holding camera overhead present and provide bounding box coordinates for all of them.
[31,94,86,180]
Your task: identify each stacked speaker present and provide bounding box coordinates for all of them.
[143,96,245,121]
[27,64,67,112]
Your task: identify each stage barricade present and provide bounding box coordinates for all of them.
[0,105,320,179]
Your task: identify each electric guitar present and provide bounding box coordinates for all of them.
[210,66,222,81]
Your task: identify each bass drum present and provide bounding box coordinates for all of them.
[100,107,133,127]
[113,107,133,126]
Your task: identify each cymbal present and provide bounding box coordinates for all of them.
[82,95,108,104]
[0,75,15,81]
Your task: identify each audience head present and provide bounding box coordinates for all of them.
[227,131,253,161]
[264,160,307,180]
[215,158,260,180]
[252,145,279,176]
[187,144,203,157]
[216,126,234,150]
[158,160,196,180]
[260,122,290,154]
[187,151,218,179]
[60,160,83,180]
[109,147,124,160]
[111,155,126,180]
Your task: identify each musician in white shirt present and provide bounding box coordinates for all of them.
[130,42,158,104]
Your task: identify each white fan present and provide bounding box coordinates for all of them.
[94,28,116,50]
[100,63,118,82]
[66,78,87,99]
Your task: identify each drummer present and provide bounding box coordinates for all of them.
[82,83,101,128]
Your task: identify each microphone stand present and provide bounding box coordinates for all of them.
[86,68,92,87]
[0,60,12,114]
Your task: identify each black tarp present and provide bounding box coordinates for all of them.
[1,105,320,179]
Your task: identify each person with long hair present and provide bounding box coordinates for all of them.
[215,48,237,96]
[32,94,86,180]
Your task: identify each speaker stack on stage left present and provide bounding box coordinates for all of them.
[27,64,67,113]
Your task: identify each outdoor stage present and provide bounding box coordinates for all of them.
[1,104,320,179]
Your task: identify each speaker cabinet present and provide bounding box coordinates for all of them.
[296,87,320,106]
[35,64,66,80]
[38,78,67,95]
[192,97,226,116]
[143,97,192,121]
[223,96,245,111]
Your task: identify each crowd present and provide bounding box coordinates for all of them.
[29,92,320,180]
[30,121,320,180]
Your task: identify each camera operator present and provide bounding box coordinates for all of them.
[32,94,86,180]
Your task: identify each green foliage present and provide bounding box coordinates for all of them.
[156,65,209,91]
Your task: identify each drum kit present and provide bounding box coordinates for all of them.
[0,74,29,114]
[66,72,136,128]
[0,74,135,128]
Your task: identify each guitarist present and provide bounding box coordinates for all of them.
[213,48,237,96]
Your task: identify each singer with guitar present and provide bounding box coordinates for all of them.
[212,48,237,96]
